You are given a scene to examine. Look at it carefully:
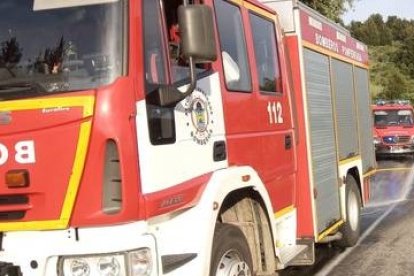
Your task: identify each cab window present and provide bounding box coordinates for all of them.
[143,0,168,90]
[249,13,282,93]
[143,0,209,145]
[144,0,208,88]
[214,0,252,92]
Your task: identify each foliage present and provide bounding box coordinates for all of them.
[348,15,414,102]
[34,36,65,74]
[300,0,355,22]
[0,37,22,77]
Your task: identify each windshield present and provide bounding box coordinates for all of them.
[374,109,414,126]
[0,0,124,100]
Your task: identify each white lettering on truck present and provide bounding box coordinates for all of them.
[0,144,8,165]
[0,140,36,165]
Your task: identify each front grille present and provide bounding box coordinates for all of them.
[0,195,29,221]
[383,135,411,144]
[398,136,411,143]
[0,211,25,221]
[0,195,28,206]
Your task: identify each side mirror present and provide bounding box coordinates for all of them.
[178,5,217,63]
[148,5,217,108]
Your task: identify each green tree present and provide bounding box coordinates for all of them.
[300,0,356,22]
[380,69,409,100]
[350,14,391,46]
[386,16,405,41]
[397,36,414,78]
[348,15,414,102]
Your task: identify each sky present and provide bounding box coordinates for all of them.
[342,0,414,24]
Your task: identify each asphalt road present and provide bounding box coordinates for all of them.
[281,157,414,276]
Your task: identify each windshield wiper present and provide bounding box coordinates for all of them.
[0,82,47,101]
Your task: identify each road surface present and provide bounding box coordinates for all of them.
[281,158,414,276]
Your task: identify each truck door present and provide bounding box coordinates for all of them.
[248,12,296,212]
[214,0,296,212]
[137,0,227,195]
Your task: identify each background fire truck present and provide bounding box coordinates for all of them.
[0,0,375,275]
[373,100,414,157]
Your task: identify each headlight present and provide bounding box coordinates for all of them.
[70,259,90,276]
[98,257,121,276]
[59,248,152,276]
[373,137,382,145]
[129,249,152,276]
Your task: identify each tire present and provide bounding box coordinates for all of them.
[210,223,253,276]
[337,175,361,247]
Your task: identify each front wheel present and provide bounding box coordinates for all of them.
[337,175,361,247]
[210,223,253,276]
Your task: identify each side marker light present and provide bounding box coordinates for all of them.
[6,170,30,188]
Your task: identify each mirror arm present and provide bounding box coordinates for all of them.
[181,57,197,97]
[146,57,197,108]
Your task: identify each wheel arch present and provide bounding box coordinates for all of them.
[148,166,279,275]
[347,166,363,203]
[336,167,362,247]
[215,187,277,275]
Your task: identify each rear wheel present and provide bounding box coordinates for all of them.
[337,175,361,247]
[210,223,253,276]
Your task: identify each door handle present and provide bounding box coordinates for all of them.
[285,135,292,150]
[213,141,227,161]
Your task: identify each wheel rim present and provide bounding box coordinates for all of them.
[215,249,251,276]
[348,189,359,231]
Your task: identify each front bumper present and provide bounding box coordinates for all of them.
[0,222,157,275]
[0,262,21,276]
[375,144,414,154]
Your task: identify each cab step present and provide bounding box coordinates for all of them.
[277,239,315,269]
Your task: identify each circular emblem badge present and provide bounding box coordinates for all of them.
[185,88,214,145]
[191,98,209,132]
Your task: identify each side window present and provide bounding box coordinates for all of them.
[143,0,175,145]
[214,0,251,92]
[143,0,168,91]
[164,0,190,83]
[142,0,210,145]
[144,0,209,88]
[164,0,208,84]
[249,13,281,93]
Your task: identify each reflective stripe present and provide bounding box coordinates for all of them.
[0,96,94,231]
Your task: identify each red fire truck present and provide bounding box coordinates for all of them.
[373,100,414,156]
[0,0,375,275]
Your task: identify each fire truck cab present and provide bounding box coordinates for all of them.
[0,0,374,275]
[373,100,414,156]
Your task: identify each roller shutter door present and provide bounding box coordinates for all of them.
[303,48,340,233]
